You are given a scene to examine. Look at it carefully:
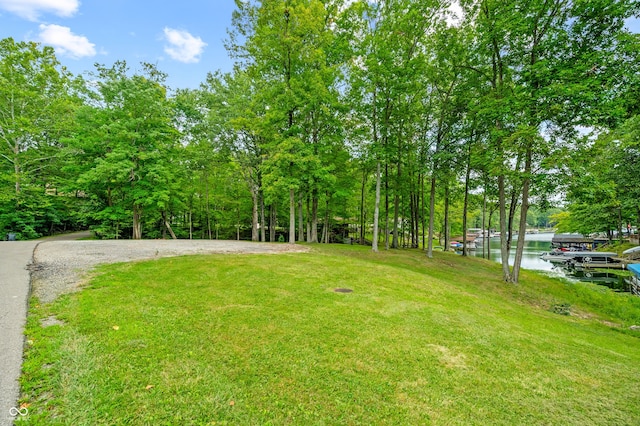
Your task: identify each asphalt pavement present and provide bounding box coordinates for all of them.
[0,231,91,425]
[0,241,38,426]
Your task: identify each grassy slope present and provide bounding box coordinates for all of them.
[19,245,640,425]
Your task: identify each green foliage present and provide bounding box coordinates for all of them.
[66,61,181,239]
[561,125,640,236]
[0,38,81,237]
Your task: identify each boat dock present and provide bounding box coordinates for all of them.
[570,261,629,270]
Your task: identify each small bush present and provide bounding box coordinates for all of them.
[551,303,572,315]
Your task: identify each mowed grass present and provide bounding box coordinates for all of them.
[19,244,640,425]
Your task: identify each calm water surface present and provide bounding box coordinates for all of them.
[472,232,632,292]
[471,232,556,271]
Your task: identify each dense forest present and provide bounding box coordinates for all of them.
[1,0,639,282]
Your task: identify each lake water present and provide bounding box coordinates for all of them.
[471,232,556,271]
[471,233,633,292]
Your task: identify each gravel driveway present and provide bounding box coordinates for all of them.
[30,239,310,304]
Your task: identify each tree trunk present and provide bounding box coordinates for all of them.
[421,173,426,250]
[251,189,259,242]
[372,161,381,253]
[392,169,400,249]
[498,175,512,282]
[482,183,487,259]
[371,89,381,252]
[427,175,436,258]
[270,204,276,242]
[512,147,532,282]
[322,196,331,243]
[413,188,419,248]
[133,204,143,240]
[163,211,177,240]
[360,168,367,244]
[298,192,304,242]
[311,189,319,243]
[306,195,311,242]
[14,154,21,195]
[507,184,519,252]
[260,190,266,242]
[506,153,522,252]
[462,168,471,256]
[205,171,212,240]
[236,205,241,241]
[385,162,390,250]
[486,207,492,260]
[391,188,400,249]
[409,188,418,248]
[444,184,450,251]
[289,188,295,244]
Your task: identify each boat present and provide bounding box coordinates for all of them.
[450,241,463,249]
[623,246,640,261]
[540,250,619,266]
[565,251,620,268]
[450,235,478,250]
[550,233,608,251]
[467,228,483,238]
[540,251,575,263]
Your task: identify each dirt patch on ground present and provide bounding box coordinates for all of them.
[30,240,309,303]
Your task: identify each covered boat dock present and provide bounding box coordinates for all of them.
[551,233,608,251]
[628,263,640,295]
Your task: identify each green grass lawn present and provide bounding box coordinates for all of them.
[19,245,640,425]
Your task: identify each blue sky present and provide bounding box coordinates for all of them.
[0,1,638,91]
[0,0,237,90]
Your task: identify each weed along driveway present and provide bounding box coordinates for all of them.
[0,236,307,426]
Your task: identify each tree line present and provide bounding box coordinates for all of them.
[1,0,638,282]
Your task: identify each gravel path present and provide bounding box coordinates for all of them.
[31,239,309,303]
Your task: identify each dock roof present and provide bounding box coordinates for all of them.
[628,263,640,275]
[552,233,593,244]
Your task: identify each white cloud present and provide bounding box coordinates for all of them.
[0,0,79,21]
[38,24,96,59]
[163,27,206,64]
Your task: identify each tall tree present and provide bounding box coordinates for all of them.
[461,0,639,281]
[0,38,79,238]
[229,0,346,244]
[200,71,269,242]
[70,62,179,239]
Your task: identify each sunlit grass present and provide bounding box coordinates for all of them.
[19,245,640,425]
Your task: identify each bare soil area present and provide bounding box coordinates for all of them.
[30,239,309,303]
